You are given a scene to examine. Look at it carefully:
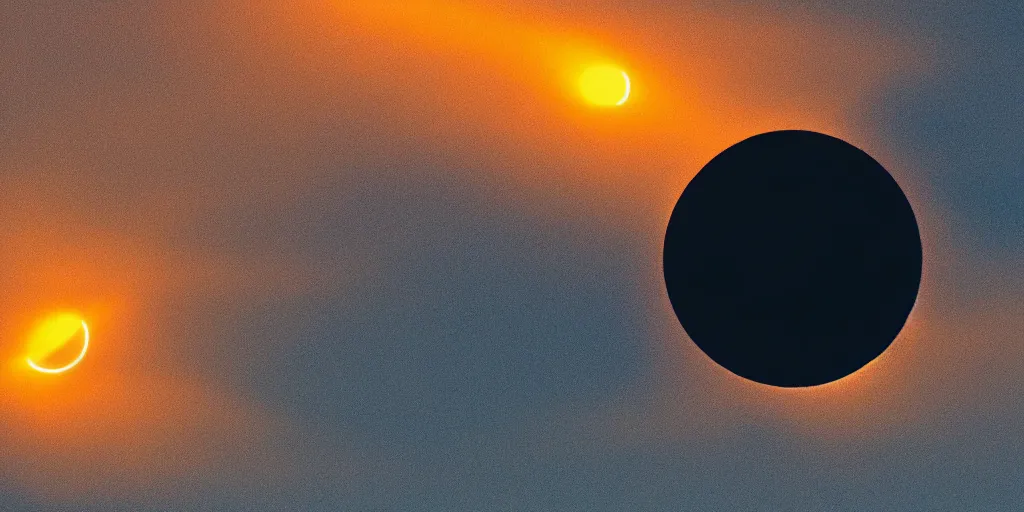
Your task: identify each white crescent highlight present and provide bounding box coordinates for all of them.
[27,320,90,374]
[616,71,631,106]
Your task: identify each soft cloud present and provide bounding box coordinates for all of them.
[0,0,993,508]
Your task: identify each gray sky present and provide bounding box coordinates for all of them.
[0,1,1020,510]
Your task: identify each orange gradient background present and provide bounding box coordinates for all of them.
[0,0,1016,508]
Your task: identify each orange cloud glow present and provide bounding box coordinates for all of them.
[0,210,357,505]
[0,0,957,504]
[300,0,947,443]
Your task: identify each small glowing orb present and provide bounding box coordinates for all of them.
[25,312,90,374]
[579,65,631,107]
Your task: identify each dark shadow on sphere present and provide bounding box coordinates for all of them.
[663,130,922,387]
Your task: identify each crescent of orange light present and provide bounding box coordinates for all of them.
[27,320,90,374]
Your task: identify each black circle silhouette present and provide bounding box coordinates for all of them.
[663,130,922,387]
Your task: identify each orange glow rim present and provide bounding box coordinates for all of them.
[27,319,90,374]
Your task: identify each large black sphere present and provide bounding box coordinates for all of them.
[663,130,922,387]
